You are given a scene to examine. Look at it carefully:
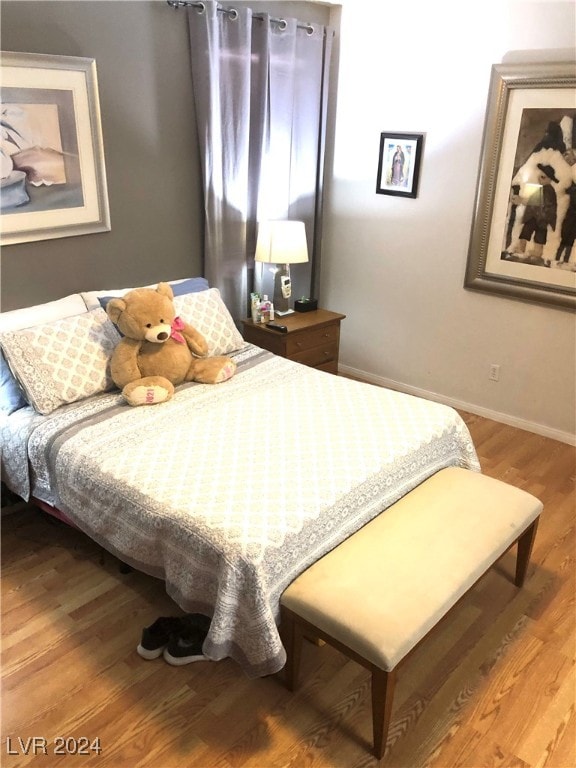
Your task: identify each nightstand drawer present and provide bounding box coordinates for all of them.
[286,325,340,356]
[241,309,345,375]
[290,341,339,368]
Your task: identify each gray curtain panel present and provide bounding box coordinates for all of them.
[188,2,332,321]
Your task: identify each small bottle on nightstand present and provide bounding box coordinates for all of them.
[259,295,274,323]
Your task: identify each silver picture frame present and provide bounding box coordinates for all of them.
[1,51,110,246]
[464,61,576,311]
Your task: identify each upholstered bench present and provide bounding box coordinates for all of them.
[280,467,542,759]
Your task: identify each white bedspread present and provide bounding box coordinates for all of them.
[1,346,480,676]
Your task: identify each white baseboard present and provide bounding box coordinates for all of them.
[338,364,576,447]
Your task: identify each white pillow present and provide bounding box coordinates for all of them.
[173,289,246,356]
[0,294,87,333]
[0,293,87,414]
[0,308,120,415]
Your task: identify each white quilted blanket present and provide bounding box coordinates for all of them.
[2,346,480,676]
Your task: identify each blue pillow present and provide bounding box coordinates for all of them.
[0,351,26,414]
[172,277,210,296]
[98,277,209,311]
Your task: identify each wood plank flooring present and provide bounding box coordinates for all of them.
[2,412,575,767]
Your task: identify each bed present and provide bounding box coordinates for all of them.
[0,280,480,678]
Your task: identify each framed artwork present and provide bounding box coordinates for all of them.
[0,51,110,246]
[376,132,424,198]
[464,61,576,311]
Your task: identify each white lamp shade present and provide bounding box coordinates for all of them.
[254,220,309,264]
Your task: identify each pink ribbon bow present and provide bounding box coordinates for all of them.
[170,316,186,344]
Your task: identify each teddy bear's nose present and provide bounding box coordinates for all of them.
[157,332,169,341]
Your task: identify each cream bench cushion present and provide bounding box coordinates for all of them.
[280,467,542,759]
[281,467,542,672]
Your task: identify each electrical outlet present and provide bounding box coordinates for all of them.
[489,364,500,382]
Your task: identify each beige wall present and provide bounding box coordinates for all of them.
[321,0,576,443]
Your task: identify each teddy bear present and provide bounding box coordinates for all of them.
[106,282,236,406]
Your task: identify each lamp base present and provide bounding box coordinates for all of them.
[275,308,295,316]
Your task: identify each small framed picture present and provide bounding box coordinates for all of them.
[376,132,424,198]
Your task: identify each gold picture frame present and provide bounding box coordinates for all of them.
[465,61,576,311]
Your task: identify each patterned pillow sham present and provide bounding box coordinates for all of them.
[0,293,87,415]
[0,308,120,416]
[173,289,246,356]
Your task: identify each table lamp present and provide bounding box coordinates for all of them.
[254,220,309,315]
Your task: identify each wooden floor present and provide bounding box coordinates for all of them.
[2,412,575,768]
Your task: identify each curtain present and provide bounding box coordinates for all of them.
[187,2,332,321]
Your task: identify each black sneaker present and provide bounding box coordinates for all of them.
[163,624,210,666]
[137,616,187,660]
[182,613,212,634]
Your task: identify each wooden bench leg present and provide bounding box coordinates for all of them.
[515,518,539,587]
[281,610,304,692]
[371,667,397,760]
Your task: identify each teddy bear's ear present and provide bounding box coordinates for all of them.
[106,297,127,324]
[157,282,174,300]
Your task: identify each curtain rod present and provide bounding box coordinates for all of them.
[166,1,316,34]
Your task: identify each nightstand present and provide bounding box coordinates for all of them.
[241,309,346,374]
